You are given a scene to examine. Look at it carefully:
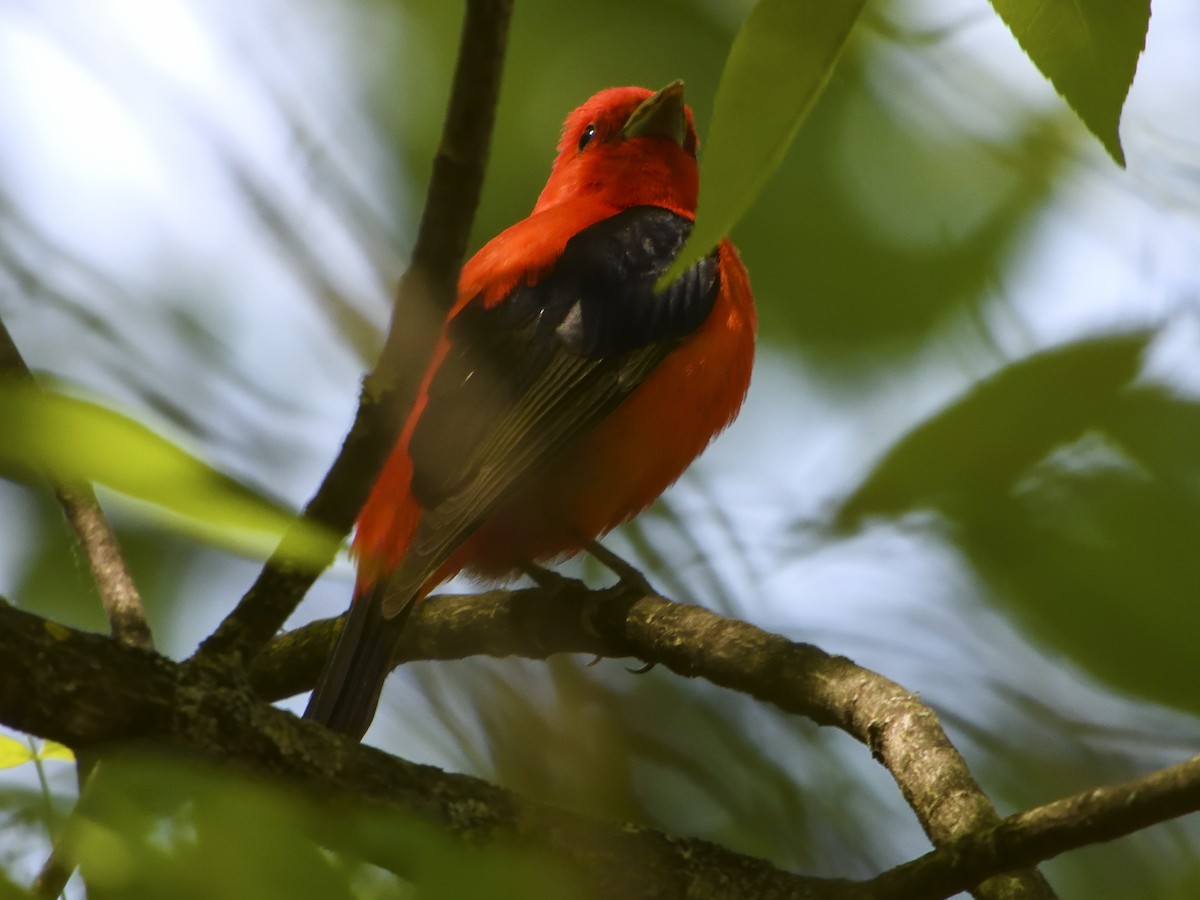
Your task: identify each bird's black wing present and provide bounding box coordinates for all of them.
[383,205,719,615]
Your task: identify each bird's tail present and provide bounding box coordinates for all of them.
[304,583,414,740]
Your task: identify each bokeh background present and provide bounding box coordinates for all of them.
[1,0,1198,897]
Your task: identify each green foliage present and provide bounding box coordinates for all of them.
[62,756,580,900]
[837,332,1200,717]
[0,737,73,771]
[836,332,1154,524]
[663,0,868,284]
[0,385,340,565]
[989,0,1151,165]
[979,390,1200,716]
[736,52,1065,353]
[0,870,30,900]
[669,0,1148,284]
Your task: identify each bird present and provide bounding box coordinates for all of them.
[305,81,756,739]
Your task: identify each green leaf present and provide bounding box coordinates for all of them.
[0,735,34,769]
[661,0,868,286]
[67,755,580,900]
[0,384,341,565]
[983,403,1200,716]
[834,329,1200,716]
[0,868,32,900]
[835,330,1154,527]
[989,0,1151,166]
[37,740,75,762]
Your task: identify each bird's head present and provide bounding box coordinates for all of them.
[533,81,700,218]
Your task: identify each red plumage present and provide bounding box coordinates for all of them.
[307,82,756,738]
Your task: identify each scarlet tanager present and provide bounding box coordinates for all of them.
[305,81,756,738]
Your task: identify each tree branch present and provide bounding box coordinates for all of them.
[53,486,152,650]
[0,599,841,900]
[247,582,1053,900]
[193,0,514,668]
[4,595,1196,898]
[864,752,1200,899]
[0,314,148,897]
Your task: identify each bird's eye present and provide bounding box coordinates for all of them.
[577,124,596,152]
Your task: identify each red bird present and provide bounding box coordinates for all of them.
[305,81,756,738]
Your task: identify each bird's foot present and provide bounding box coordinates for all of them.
[584,541,659,674]
[585,540,657,598]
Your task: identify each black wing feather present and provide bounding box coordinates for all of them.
[386,206,718,616]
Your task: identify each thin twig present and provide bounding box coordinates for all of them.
[193,0,514,669]
[0,316,151,650]
[55,485,152,650]
[864,752,1200,899]
[30,755,99,900]
[31,782,79,900]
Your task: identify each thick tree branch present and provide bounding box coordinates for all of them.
[4,596,1195,898]
[0,600,840,900]
[249,583,1054,900]
[0,315,151,651]
[194,0,514,668]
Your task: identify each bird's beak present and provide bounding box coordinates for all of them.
[621,80,687,146]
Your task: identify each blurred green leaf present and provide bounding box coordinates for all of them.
[661,0,867,286]
[0,734,74,769]
[835,329,1200,715]
[36,741,74,763]
[836,330,1153,526]
[989,0,1150,165]
[0,735,34,770]
[977,391,1200,716]
[67,755,581,900]
[733,52,1065,354]
[0,384,341,564]
[0,868,31,900]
